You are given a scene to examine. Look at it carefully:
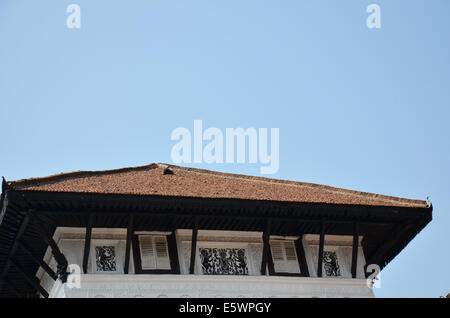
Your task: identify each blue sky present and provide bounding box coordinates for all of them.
[0,1,449,297]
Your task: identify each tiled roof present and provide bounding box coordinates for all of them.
[7,163,428,208]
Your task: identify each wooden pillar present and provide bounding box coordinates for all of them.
[295,237,310,277]
[82,214,94,274]
[261,219,271,275]
[317,218,325,277]
[189,217,199,274]
[351,222,359,278]
[167,232,180,274]
[124,214,134,274]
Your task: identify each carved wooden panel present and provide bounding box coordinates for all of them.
[323,251,340,277]
[95,246,117,272]
[199,248,248,275]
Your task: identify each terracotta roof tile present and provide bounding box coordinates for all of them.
[8,163,428,208]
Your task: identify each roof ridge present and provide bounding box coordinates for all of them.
[9,163,160,187]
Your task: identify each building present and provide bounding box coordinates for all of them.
[0,163,432,298]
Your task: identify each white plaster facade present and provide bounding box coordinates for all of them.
[38,228,375,298]
[49,275,374,298]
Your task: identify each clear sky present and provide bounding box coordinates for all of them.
[0,1,449,297]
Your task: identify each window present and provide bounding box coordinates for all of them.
[199,248,248,275]
[139,235,170,270]
[269,240,301,274]
[303,234,364,278]
[132,233,179,274]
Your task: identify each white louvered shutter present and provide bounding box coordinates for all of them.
[154,236,171,269]
[270,240,300,273]
[139,235,171,270]
[140,235,156,269]
[270,241,286,272]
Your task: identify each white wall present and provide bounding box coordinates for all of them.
[39,227,374,298]
[53,275,374,298]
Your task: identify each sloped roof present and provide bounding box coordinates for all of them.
[6,163,428,208]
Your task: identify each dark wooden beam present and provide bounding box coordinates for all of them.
[31,212,68,283]
[1,277,22,298]
[15,188,427,217]
[10,259,49,298]
[124,214,134,274]
[295,237,310,277]
[351,222,359,278]
[261,218,271,275]
[33,208,393,226]
[18,240,57,281]
[317,218,326,277]
[189,217,199,274]
[0,213,30,292]
[167,232,180,274]
[82,214,94,274]
[366,220,411,266]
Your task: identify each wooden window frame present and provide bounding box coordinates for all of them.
[268,239,309,277]
[132,233,180,274]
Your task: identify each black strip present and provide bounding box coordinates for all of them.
[131,234,141,273]
[167,232,180,274]
[189,217,199,274]
[124,214,134,274]
[351,222,359,278]
[317,218,325,277]
[295,238,310,277]
[261,219,271,275]
[83,214,94,274]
